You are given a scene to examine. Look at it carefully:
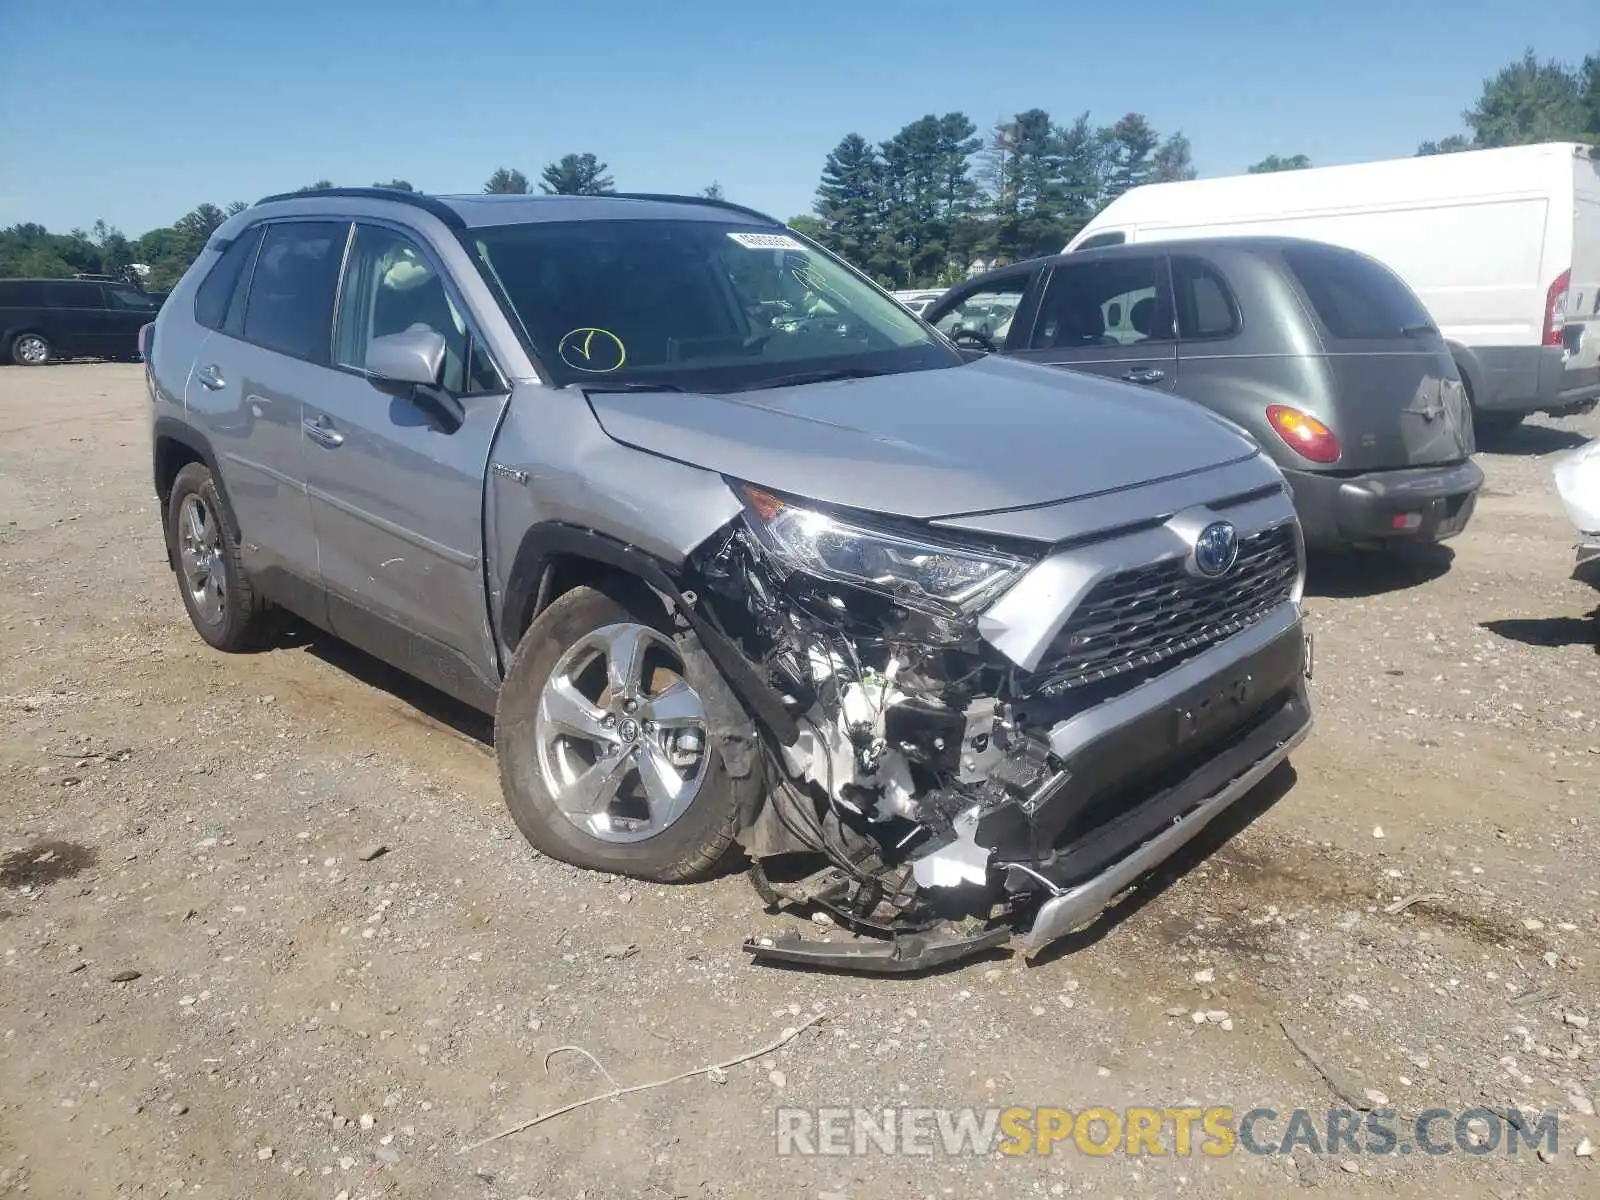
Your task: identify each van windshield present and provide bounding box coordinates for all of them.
[1282,243,1434,340]
[466,220,960,390]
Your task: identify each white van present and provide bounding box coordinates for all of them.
[1065,142,1600,433]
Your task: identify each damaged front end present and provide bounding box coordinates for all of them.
[684,479,1313,973]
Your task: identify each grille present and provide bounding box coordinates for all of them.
[1031,523,1298,697]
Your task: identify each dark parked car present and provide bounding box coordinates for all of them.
[0,277,163,365]
[924,238,1483,550]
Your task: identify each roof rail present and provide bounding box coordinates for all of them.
[252,187,466,231]
[611,192,781,226]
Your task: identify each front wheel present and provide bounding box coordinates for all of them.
[11,333,50,365]
[495,584,743,881]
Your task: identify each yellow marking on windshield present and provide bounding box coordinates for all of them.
[557,327,627,374]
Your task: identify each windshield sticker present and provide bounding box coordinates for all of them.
[726,231,806,251]
[557,327,627,374]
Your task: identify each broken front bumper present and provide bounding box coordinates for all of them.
[1005,604,1313,954]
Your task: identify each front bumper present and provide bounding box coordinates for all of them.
[992,605,1313,952]
[1285,459,1483,549]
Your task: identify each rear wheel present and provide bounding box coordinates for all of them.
[165,463,270,651]
[495,583,743,881]
[11,333,50,365]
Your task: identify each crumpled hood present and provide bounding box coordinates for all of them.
[584,355,1259,520]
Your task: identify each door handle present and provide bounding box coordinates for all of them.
[195,363,225,391]
[303,415,344,448]
[1121,368,1165,385]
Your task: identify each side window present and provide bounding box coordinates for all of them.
[934,278,1030,344]
[334,224,482,393]
[43,281,88,308]
[194,227,262,332]
[1172,257,1241,340]
[1076,231,1127,251]
[102,285,160,312]
[241,221,347,363]
[0,281,45,306]
[1031,257,1171,350]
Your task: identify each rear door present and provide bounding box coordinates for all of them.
[1279,243,1471,469]
[186,220,333,595]
[302,220,511,699]
[41,281,106,357]
[1006,252,1178,392]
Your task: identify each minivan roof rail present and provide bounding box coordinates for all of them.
[611,192,782,226]
[252,187,468,231]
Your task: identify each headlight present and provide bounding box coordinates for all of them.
[735,483,1029,616]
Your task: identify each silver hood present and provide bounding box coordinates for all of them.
[584,355,1260,520]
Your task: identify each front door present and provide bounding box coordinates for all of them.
[301,221,510,700]
[99,282,162,357]
[1007,253,1178,393]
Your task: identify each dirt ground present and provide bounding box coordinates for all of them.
[1,363,1596,1199]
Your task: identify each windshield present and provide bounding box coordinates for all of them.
[466,219,959,390]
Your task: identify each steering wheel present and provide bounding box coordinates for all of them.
[949,326,997,353]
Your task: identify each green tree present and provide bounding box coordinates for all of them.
[786,214,825,240]
[539,153,614,195]
[483,168,530,194]
[92,220,136,279]
[813,133,884,272]
[700,181,725,200]
[1099,113,1160,204]
[1415,135,1472,156]
[1151,132,1197,183]
[1465,49,1586,146]
[875,113,981,285]
[372,179,415,191]
[986,109,1077,262]
[298,180,334,192]
[1582,53,1600,134]
[1247,153,1312,173]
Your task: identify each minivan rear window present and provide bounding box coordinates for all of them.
[1282,244,1433,340]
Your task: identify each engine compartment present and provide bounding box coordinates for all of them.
[685,517,1074,958]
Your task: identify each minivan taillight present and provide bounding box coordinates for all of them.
[138,322,154,362]
[1544,269,1570,348]
[1266,405,1341,464]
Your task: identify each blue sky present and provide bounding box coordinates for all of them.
[0,0,1585,236]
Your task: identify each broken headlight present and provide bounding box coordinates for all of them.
[736,483,1030,617]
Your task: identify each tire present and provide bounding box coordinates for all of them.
[495,582,743,882]
[11,332,50,365]
[164,462,270,651]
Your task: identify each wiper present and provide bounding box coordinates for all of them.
[579,381,686,393]
[736,367,889,391]
[1400,323,1437,338]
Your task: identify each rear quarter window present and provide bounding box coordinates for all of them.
[1282,244,1432,340]
[194,227,263,332]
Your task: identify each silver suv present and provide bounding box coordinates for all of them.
[146,188,1313,970]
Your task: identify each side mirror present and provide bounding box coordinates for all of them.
[365,326,445,397]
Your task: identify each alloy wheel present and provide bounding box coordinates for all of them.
[534,622,710,842]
